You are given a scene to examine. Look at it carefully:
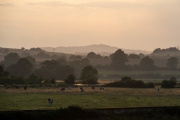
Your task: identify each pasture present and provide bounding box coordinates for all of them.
[1,87,180,111]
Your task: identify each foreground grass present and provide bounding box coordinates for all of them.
[1,87,180,111]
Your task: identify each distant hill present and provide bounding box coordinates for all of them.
[41,44,151,55]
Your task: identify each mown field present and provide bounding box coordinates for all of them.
[1,87,180,111]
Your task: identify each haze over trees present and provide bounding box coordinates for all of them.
[140,56,156,70]
[166,57,179,70]
[6,58,33,77]
[110,49,128,70]
[2,53,20,68]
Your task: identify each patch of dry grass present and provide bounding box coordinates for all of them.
[1,87,180,96]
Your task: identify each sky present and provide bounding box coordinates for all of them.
[0,0,180,51]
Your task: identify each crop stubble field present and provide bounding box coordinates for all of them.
[1,87,180,111]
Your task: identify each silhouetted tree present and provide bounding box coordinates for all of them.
[140,56,155,70]
[2,53,20,68]
[6,58,33,76]
[42,60,59,70]
[53,65,74,79]
[33,68,55,79]
[64,74,75,84]
[110,49,128,70]
[153,48,161,53]
[80,65,98,84]
[167,57,179,70]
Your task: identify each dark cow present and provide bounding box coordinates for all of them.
[42,86,45,90]
[81,89,84,92]
[48,98,53,105]
[100,87,105,90]
[15,86,19,89]
[61,88,65,90]
[5,86,9,89]
[92,87,95,90]
[24,86,27,90]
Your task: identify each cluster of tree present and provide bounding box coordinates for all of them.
[87,52,102,58]
[30,47,44,51]
[153,47,179,53]
[69,55,82,59]
[95,49,179,70]
[104,76,154,88]
[80,65,98,84]
[0,65,54,85]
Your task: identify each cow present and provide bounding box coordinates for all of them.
[80,87,83,90]
[42,86,45,90]
[5,86,9,89]
[69,86,71,90]
[61,88,65,90]
[48,98,53,105]
[157,88,159,91]
[81,89,84,92]
[15,86,19,89]
[92,87,95,90]
[100,87,105,90]
[24,86,27,90]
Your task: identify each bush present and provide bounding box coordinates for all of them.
[161,80,176,88]
[64,74,75,84]
[146,83,155,88]
[104,77,146,88]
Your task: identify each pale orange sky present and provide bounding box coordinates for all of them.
[0,0,180,51]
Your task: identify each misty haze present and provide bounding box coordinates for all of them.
[1,0,180,120]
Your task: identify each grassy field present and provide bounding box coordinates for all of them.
[98,70,180,77]
[1,87,180,111]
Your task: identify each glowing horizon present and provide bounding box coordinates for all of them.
[1,0,180,51]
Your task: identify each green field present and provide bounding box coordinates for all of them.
[1,87,180,111]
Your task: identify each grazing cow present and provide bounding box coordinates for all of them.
[81,89,84,92]
[100,87,105,90]
[80,87,83,90]
[69,86,71,90]
[157,88,159,91]
[48,98,53,105]
[42,86,45,90]
[92,87,95,90]
[15,86,19,89]
[61,88,65,90]
[5,86,9,89]
[24,86,27,90]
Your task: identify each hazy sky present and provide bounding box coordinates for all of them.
[0,0,180,51]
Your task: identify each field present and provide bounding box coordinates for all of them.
[1,87,180,111]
